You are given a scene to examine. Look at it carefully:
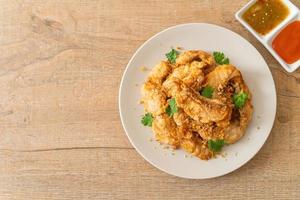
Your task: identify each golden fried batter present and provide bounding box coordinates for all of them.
[163,77,230,123]
[174,109,225,141]
[141,81,167,116]
[170,63,205,91]
[152,114,180,147]
[205,64,241,90]
[141,50,253,160]
[148,61,172,84]
[180,129,213,160]
[176,50,215,68]
[141,61,172,116]
[204,65,253,143]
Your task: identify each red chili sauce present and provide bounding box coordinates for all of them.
[272,21,300,64]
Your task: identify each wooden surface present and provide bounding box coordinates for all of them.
[0,0,299,199]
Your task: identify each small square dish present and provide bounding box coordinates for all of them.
[236,0,300,72]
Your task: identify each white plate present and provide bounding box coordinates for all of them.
[119,23,277,179]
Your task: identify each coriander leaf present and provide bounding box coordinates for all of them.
[213,51,230,65]
[201,86,214,98]
[166,48,179,64]
[141,113,153,127]
[208,139,226,152]
[165,106,172,116]
[233,91,248,109]
[166,98,178,116]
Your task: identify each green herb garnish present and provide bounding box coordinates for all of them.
[213,51,230,65]
[208,139,226,152]
[166,48,179,64]
[141,113,153,127]
[166,98,178,116]
[201,86,214,98]
[233,91,248,109]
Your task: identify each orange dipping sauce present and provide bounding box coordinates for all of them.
[272,21,300,64]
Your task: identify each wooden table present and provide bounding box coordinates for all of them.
[0,0,299,199]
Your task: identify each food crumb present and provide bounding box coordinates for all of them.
[135,83,139,87]
[247,137,250,141]
[148,138,153,142]
[171,152,175,156]
[235,152,238,156]
[257,115,261,119]
[257,126,260,130]
[163,145,169,149]
[225,158,228,161]
[140,66,148,72]
[176,46,184,50]
[221,152,227,158]
[184,155,188,158]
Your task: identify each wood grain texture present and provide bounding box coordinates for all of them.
[0,0,299,199]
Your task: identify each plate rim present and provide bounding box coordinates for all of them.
[119,23,277,179]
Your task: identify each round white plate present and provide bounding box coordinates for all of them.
[119,23,276,179]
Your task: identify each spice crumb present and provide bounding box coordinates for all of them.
[140,66,148,72]
[257,115,261,119]
[221,152,227,158]
[257,126,260,130]
[171,152,175,156]
[184,155,188,158]
[176,46,184,50]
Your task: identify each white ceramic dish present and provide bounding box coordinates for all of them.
[235,0,300,73]
[119,23,277,179]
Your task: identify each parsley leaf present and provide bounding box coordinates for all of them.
[166,98,178,117]
[213,51,230,65]
[233,91,248,109]
[141,113,153,127]
[201,86,214,98]
[166,48,179,64]
[208,139,226,152]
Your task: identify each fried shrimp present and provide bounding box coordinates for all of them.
[140,50,253,160]
[204,65,253,144]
